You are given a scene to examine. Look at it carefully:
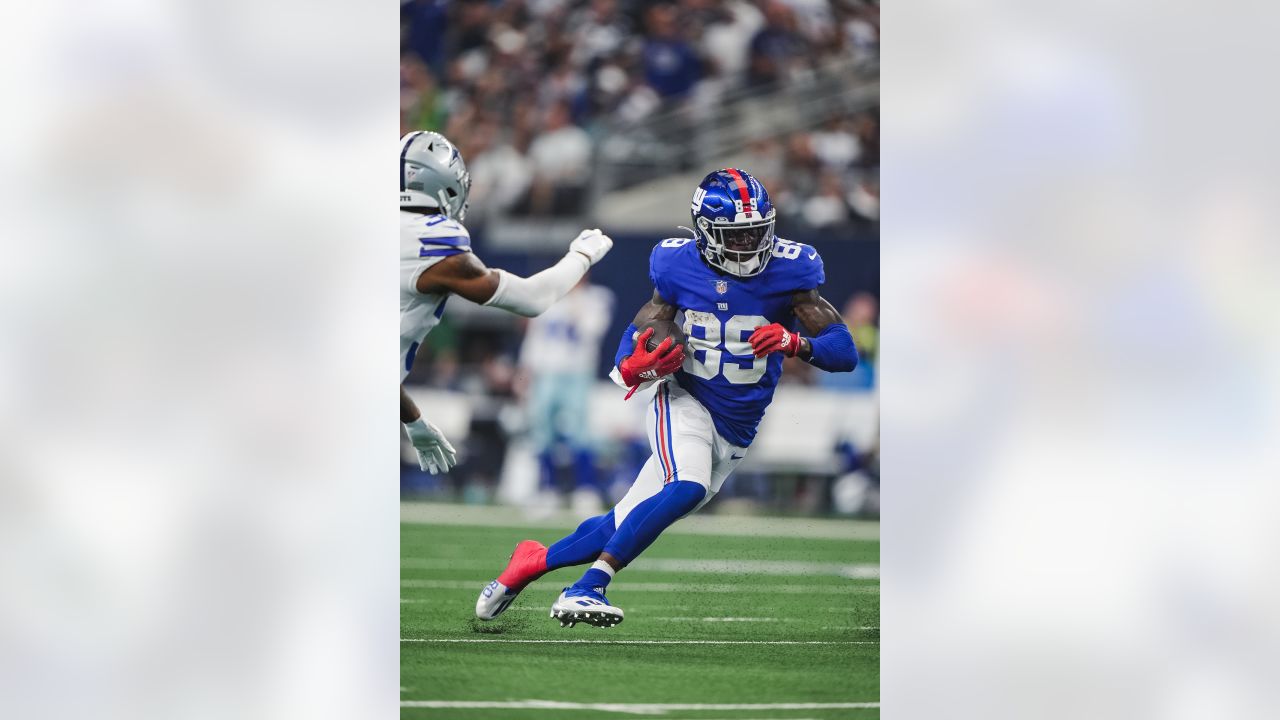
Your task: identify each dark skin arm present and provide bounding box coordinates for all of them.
[401,256,490,423]
[415,252,502,303]
[790,289,846,361]
[400,386,421,424]
[416,248,596,304]
[629,288,842,357]
[632,289,678,326]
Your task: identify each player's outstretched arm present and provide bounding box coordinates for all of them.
[401,385,457,474]
[417,229,612,317]
[748,290,859,372]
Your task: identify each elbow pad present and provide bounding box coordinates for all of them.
[806,322,859,372]
[483,253,589,317]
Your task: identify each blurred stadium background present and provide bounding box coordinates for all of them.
[400,0,879,518]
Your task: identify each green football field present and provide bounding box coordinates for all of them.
[401,507,880,719]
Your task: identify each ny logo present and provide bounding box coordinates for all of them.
[691,187,708,212]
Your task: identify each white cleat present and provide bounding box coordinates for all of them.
[475,580,520,621]
[550,588,624,628]
[475,540,549,621]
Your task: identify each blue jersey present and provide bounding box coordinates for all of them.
[649,236,825,447]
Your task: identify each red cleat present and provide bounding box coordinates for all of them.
[496,540,549,591]
[476,540,549,620]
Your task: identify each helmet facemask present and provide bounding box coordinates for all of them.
[697,212,776,277]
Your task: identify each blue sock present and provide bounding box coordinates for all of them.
[574,566,613,592]
[546,511,616,569]
[603,480,706,566]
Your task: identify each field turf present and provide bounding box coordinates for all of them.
[401,511,879,719]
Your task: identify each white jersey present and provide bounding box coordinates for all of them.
[518,283,615,375]
[401,211,471,381]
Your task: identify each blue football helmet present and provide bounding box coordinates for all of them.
[690,168,776,277]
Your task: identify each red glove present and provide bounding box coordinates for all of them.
[619,327,685,399]
[748,323,801,358]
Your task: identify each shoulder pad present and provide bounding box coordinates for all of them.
[649,237,697,300]
[769,237,825,289]
[414,216,471,258]
[417,216,470,240]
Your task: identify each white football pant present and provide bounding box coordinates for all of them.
[613,379,749,526]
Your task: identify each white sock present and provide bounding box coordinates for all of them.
[591,559,616,578]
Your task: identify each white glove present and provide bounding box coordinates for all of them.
[568,228,613,266]
[404,417,457,474]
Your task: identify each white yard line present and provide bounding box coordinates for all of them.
[401,502,879,541]
[401,580,878,594]
[653,617,779,622]
[398,700,879,715]
[630,558,879,579]
[401,557,878,579]
[401,638,878,645]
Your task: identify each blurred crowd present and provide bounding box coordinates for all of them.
[401,0,879,224]
[401,0,880,512]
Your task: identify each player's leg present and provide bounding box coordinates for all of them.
[474,455,665,621]
[527,372,558,493]
[563,371,603,513]
[553,382,715,627]
[700,432,748,512]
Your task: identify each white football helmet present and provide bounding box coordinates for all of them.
[400,131,471,220]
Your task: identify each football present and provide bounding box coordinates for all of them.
[638,318,687,353]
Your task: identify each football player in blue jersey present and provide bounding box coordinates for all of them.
[475,168,859,627]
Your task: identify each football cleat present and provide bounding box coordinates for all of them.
[475,540,549,621]
[550,586,624,628]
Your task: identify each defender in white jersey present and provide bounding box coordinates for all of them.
[399,131,613,474]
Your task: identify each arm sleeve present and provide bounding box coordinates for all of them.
[805,322,860,373]
[614,323,640,369]
[608,323,660,393]
[482,252,590,317]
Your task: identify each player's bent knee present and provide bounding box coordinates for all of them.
[666,480,707,514]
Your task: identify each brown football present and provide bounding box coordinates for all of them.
[638,318,687,353]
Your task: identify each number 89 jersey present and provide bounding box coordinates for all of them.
[649,236,825,447]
